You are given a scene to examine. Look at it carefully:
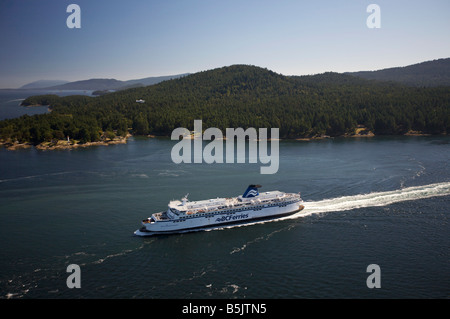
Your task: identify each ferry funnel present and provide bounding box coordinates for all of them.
[243,184,261,198]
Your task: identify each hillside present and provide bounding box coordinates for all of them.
[1,64,449,147]
[123,74,191,87]
[348,58,450,87]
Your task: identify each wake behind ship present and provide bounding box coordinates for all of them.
[134,185,304,236]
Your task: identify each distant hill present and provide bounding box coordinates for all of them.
[20,80,70,89]
[47,78,124,91]
[348,58,450,87]
[37,73,190,91]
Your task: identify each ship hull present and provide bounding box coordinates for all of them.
[134,202,304,236]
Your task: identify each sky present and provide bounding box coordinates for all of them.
[0,0,449,88]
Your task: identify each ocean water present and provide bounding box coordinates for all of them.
[0,90,449,299]
[0,134,449,299]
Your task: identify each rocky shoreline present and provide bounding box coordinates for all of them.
[295,128,375,141]
[0,135,130,151]
[0,130,440,151]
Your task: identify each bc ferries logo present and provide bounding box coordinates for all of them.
[243,189,258,197]
[216,214,249,223]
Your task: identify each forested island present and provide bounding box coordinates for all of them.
[0,64,449,150]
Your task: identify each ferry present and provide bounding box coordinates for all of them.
[134,185,304,236]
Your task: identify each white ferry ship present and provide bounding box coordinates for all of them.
[134,185,304,236]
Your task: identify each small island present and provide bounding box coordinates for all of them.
[0,65,448,151]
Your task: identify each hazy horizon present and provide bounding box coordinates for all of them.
[2,57,448,90]
[1,0,449,88]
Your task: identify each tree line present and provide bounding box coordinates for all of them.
[1,65,449,145]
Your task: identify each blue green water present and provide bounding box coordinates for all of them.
[0,89,449,299]
[0,134,449,299]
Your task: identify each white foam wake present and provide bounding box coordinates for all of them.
[285,182,450,220]
[224,182,450,254]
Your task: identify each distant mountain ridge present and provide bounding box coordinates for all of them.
[19,57,450,91]
[347,58,450,87]
[20,80,70,89]
[48,78,124,91]
[19,73,190,90]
